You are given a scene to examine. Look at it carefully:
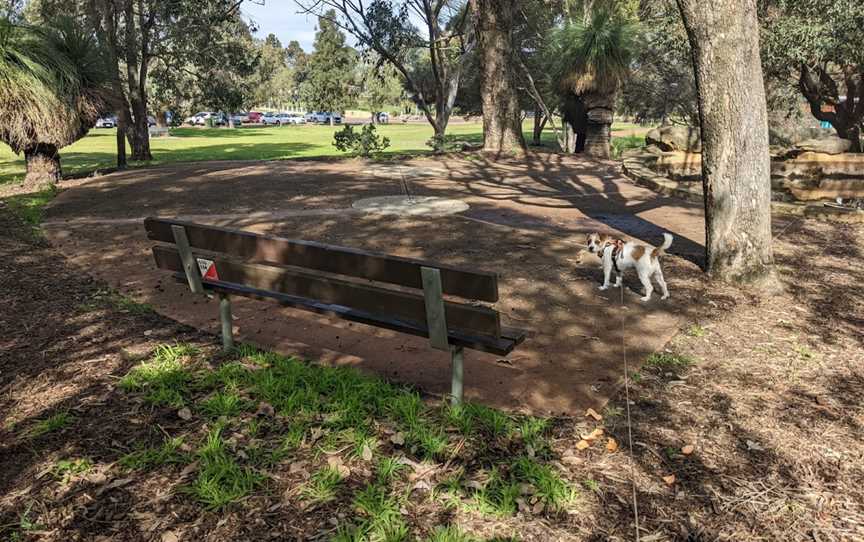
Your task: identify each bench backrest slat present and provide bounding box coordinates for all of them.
[145,217,499,302]
[153,245,502,338]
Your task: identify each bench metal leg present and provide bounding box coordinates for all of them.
[219,293,234,352]
[450,345,464,405]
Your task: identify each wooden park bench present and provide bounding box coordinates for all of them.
[143,218,526,404]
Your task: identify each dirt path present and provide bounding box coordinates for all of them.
[42,154,708,414]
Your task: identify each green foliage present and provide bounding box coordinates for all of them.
[333,123,391,157]
[644,352,693,371]
[2,186,56,226]
[611,134,644,158]
[425,526,479,542]
[301,465,344,504]
[120,437,188,471]
[198,390,248,418]
[550,8,640,96]
[300,11,356,115]
[184,426,264,510]
[120,343,198,407]
[0,17,110,155]
[27,411,73,438]
[53,458,92,480]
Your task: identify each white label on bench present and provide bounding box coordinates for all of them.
[196,258,219,280]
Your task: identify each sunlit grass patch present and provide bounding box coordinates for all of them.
[425,525,480,542]
[300,465,345,504]
[52,458,93,481]
[183,426,264,510]
[2,187,56,226]
[120,343,198,407]
[119,436,189,471]
[27,411,74,438]
[644,352,694,372]
[198,390,249,418]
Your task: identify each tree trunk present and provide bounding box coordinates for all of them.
[470,0,526,154]
[128,110,152,161]
[532,110,547,145]
[583,121,611,158]
[23,143,61,189]
[677,0,775,283]
[116,119,127,169]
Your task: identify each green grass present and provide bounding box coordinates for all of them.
[425,526,481,542]
[300,465,345,504]
[0,121,647,186]
[183,426,264,510]
[685,324,706,337]
[114,342,571,526]
[2,187,56,224]
[611,134,645,158]
[120,436,189,470]
[119,343,199,407]
[52,458,93,480]
[27,411,73,438]
[644,352,694,372]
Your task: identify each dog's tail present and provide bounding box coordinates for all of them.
[652,233,673,259]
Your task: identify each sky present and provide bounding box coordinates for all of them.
[241,1,324,52]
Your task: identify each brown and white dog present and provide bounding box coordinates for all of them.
[587,232,673,301]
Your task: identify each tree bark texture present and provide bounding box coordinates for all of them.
[23,143,61,189]
[470,0,526,154]
[677,0,775,282]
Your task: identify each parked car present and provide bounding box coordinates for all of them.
[184,112,207,125]
[247,111,263,123]
[307,111,342,124]
[304,112,317,123]
[229,113,246,125]
[376,112,389,124]
[193,112,225,126]
[95,116,116,128]
[287,113,306,125]
[147,115,156,127]
[260,112,280,126]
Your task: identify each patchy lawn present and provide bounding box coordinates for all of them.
[1,195,862,541]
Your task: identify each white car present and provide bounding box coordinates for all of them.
[261,112,280,125]
[286,113,306,125]
[185,112,207,125]
[95,116,116,128]
[308,111,343,124]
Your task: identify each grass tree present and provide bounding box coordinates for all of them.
[551,9,638,158]
[0,18,110,188]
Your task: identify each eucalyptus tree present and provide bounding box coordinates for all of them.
[295,0,474,150]
[676,0,775,283]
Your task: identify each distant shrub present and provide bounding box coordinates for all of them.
[333,124,390,157]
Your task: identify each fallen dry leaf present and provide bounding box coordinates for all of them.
[606,438,619,452]
[361,443,373,462]
[682,444,695,455]
[585,408,603,421]
[161,532,179,542]
[390,433,405,445]
[662,474,676,485]
[177,407,192,420]
[581,428,604,441]
[576,439,591,450]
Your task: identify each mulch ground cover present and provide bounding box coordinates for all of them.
[2,198,863,541]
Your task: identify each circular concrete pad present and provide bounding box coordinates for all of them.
[352,195,468,216]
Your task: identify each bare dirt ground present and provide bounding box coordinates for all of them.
[2,173,863,540]
[40,154,709,414]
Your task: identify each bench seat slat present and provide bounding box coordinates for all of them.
[145,217,499,302]
[153,245,502,338]
[170,274,523,356]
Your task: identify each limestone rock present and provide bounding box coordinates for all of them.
[645,125,702,153]
[794,136,852,155]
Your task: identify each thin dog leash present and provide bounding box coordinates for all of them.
[619,281,641,541]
